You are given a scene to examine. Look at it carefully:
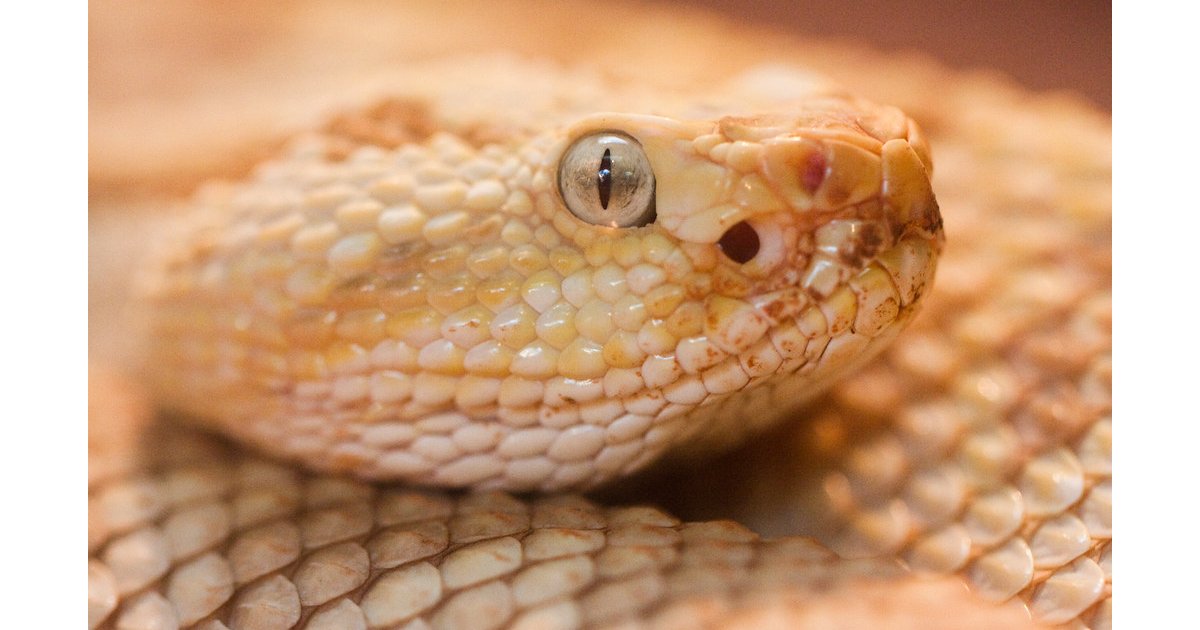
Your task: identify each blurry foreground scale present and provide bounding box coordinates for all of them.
[89,51,1110,630]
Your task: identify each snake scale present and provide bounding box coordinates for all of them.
[87,7,1111,629]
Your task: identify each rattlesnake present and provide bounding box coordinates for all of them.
[87,11,1111,630]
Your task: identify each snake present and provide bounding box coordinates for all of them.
[87,24,1111,630]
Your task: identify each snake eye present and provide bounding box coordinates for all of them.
[558,131,656,228]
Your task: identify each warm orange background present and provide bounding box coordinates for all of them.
[689,0,1110,110]
[89,0,1110,201]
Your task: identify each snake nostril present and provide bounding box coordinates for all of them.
[717,221,760,264]
[802,151,827,192]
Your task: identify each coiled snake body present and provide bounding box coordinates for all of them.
[88,51,1111,629]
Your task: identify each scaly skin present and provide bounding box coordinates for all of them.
[89,48,1110,630]
[139,60,941,488]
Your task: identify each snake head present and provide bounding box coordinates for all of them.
[144,63,942,488]
[545,97,942,457]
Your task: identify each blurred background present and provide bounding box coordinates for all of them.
[691,0,1110,109]
[89,0,1110,200]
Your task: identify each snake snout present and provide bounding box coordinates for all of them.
[881,138,943,241]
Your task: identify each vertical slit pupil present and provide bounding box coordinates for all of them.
[598,148,612,210]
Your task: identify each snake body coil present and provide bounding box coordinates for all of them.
[89,53,1110,630]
